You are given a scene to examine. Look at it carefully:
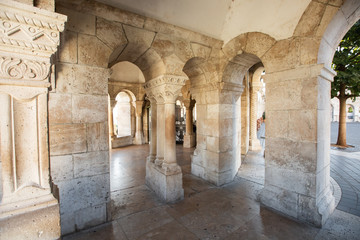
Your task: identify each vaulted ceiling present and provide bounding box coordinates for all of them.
[95,0,311,43]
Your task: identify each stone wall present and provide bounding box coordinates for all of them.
[50,4,111,235]
[51,0,223,234]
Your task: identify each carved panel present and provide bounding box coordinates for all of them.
[0,56,50,81]
[0,0,67,56]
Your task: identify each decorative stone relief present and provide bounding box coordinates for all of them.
[0,0,66,229]
[0,0,66,56]
[144,75,188,103]
[0,56,50,81]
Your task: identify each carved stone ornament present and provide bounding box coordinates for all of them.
[0,56,50,80]
[143,75,188,103]
[0,0,67,57]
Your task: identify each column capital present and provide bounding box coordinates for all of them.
[0,0,67,98]
[0,0,67,58]
[183,98,195,109]
[144,75,188,104]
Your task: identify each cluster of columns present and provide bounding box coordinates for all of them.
[144,75,187,202]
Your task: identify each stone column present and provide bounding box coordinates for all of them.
[108,99,116,138]
[259,65,336,227]
[0,1,66,239]
[183,99,196,148]
[144,75,187,202]
[147,98,157,162]
[133,100,145,145]
[249,84,262,151]
[241,75,250,155]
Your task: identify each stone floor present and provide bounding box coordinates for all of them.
[331,150,360,217]
[64,144,360,240]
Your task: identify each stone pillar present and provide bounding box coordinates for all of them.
[0,1,66,239]
[241,75,250,155]
[147,98,157,162]
[259,65,335,227]
[144,75,187,202]
[108,99,116,138]
[249,84,262,151]
[183,99,196,148]
[133,100,145,145]
[191,83,243,186]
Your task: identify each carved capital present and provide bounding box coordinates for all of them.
[144,75,188,104]
[0,0,67,57]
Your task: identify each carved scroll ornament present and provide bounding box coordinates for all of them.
[0,56,50,81]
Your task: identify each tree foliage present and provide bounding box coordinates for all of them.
[332,20,360,100]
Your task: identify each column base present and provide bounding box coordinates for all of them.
[0,194,61,239]
[183,134,196,148]
[145,161,184,203]
[191,149,235,186]
[259,185,335,227]
[133,132,145,145]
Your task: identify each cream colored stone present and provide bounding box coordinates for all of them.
[72,94,108,123]
[266,110,289,138]
[57,6,95,35]
[96,17,127,50]
[293,1,326,37]
[204,119,219,137]
[206,136,219,153]
[78,34,112,68]
[266,138,317,173]
[117,25,156,63]
[219,136,234,153]
[245,32,276,58]
[0,203,61,240]
[87,122,109,151]
[34,0,54,11]
[191,42,212,59]
[206,104,219,119]
[219,118,234,137]
[301,78,318,109]
[56,63,109,94]
[316,5,340,37]
[49,93,72,124]
[50,155,74,181]
[300,37,321,65]
[288,109,317,142]
[74,151,109,178]
[151,34,176,58]
[266,80,302,111]
[58,31,78,64]
[49,124,87,156]
[263,39,300,72]
[72,65,109,95]
[74,0,145,28]
[222,34,247,60]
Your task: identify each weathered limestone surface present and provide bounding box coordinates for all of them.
[0,0,66,239]
[144,75,187,202]
[191,83,243,186]
[1,0,355,237]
